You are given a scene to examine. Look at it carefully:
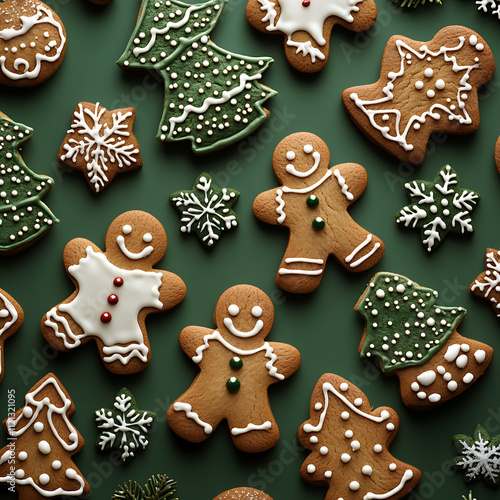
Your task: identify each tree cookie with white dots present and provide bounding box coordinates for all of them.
[355,272,493,409]
[342,26,495,164]
[0,372,90,499]
[298,373,421,500]
[0,0,67,87]
[41,210,186,375]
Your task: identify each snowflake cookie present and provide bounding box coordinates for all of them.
[342,26,495,164]
[396,165,480,252]
[213,488,273,500]
[476,0,500,19]
[246,0,378,73]
[298,373,421,500]
[356,272,493,409]
[0,112,59,255]
[167,284,301,453]
[58,102,142,193]
[0,0,67,87]
[453,424,500,486]
[0,288,23,383]
[117,0,276,154]
[469,248,500,317]
[253,132,384,294]
[170,172,239,247]
[95,388,155,462]
[41,210,186,375]
[0,373,90,498]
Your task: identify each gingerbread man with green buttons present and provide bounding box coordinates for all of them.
[253,132,385,294]
[167,285,301,453]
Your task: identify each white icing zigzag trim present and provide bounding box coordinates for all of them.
[231,421,272,435]
[0,292,18,338]
[173,402,213,434]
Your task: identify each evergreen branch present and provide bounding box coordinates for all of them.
[112,475,177,500]
[392,0,442,7]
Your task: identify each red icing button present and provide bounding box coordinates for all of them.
[113,277,124,287]
[107,294,119,305]
[101,312,112,323]
[302,0,310,6]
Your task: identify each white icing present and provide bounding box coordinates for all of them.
[231,421,272,435]
[345,234,382,268]
[282,170,332,194]
[463,373,474,383]
[416,370,436,386]
[286,151,321,178]
[456,354,468,369]
[116,235,154,260]
[228,304,240,316]
[252,306,263,317]
[474,350,486,363]
[444,344,461,362]
[0,292,18,377]
[173,402,213,434]
[333,169,354,201]
[278,257,324,276]
[428,393,441,403]
[364,470,414,500]
[275,188,286,223]
[307,464,316,473]
[223,317,264,338]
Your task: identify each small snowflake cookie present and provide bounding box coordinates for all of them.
[246,0,378,73]
[396,165,480,252]
[167,284,301,453]
[0,372,90,498]
[0,288,23,383]
[170,172,239,247]
[41,210,187,375]
[213,488,273,500]
[453,424,500,486]
[298,373,421,500]
[95,388,155,462]
[0,0,67,87]
[0,111,59,255]
[253,132,384,294]
[356,272,493,409]
[58,102,142,193]
[342,26,495,164]
[117,0,276,154]
[469,248,500,317]
[476,0,500,19]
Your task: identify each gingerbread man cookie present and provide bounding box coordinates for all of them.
[298,373,421,500]
[356,272,493,409]
[41,210,186,375]
[0,0,67,87]
[342,26,495,164]
[253,132,384,294]
[246,0,378,73]
[0,288,23,383]
[167,285,301,453]
[214,488,273,500]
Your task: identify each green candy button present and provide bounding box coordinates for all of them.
[306,195,319,207]
[312,217,325,230]
[226,377,241,392]
[230,357,243,369]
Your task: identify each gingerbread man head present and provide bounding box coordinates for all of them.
[105,211,167,269]
[214,285,274,348]
[272,132,331,188]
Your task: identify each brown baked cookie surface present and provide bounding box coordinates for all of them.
[0,287,23,382]
[213,487,274,500]
[496,136,500,173]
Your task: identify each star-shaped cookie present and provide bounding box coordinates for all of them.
[469,248,500,318]
[58,102,142,193]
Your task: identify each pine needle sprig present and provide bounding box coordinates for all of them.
[112,475,178,500]
[392,0,442,7]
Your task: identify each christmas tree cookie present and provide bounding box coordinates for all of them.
[58,102,142,193]
[167,284,301,453]
[170,172,239,247]
[41,210,186,375]
[117,0,276,154]
[469,248,500,317]
[253,132,384,294]
[298,373,421,500]
[0,287,23,383]
[246,0,378,73]
[342,26,495,164]
[396,165,480,252]
[0,373,90,498]
[0,112,58,255]
[356,272,493,408]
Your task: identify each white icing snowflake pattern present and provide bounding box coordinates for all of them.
[59,103,140,192]
[470,250,500,316]
[95,390,155,462]
[476,0,500,18]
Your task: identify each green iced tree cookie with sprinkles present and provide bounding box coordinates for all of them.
[396,165,479,252]
[0,112,58,255]
[117,0,276,154]
[170,172,239,247]
[355,272,493,409]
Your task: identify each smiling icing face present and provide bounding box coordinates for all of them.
[224,304,264,338]
[117,225,154,260]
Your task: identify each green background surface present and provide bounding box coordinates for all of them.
[0,0,499,499]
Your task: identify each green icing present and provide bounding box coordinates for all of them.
[226,376,240,392]
[230,356,243,369]
[357,272,465,373]
[0,116,58,253]
[306,195,319,207]
[312,217,325,230]
[117,0,276,154]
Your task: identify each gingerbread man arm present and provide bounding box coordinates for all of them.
[179,326,216,359]
[253,188,284,226]
[267,342,301,381]
[158,271,187,311]
[330,163,368,203]
[63,238,100,269]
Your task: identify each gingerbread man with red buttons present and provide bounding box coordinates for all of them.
[167,285,301,453]
[253,132,385,294]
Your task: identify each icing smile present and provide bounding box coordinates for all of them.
[224,304,264,338]
[116,224,154,260]
[285,144,321,178]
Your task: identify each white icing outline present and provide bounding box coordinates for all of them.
[275,188,286,223]
[223,317,264,338]
[0,292,18,338]
[286,151,321,178]
[231,421,272,435]
[345,234,381,268]
[173,402,213,434]
[279,257,324,276]
[333,169,354,200]
[364,470,414,500]
[282,170,332,194]
[116,235,154,260]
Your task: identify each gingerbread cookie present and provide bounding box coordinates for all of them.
[396,165,480,252]
[0,112,58,255]
[496,136,500,173]
[246,0,378,73]
[170,172,239,247]
[356,272,493,409]
[253,132,384,294]
[117,0,276,154]
[214,488,273,500]
[58,102,142,193]
[298,373,421,500]
[41,210,186,375]
[469,248,500,317]
[0,0,66,87]
[0,373,90,498]
[342,26,495,164]
[167,284,301,453]
[0,288,23,383]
